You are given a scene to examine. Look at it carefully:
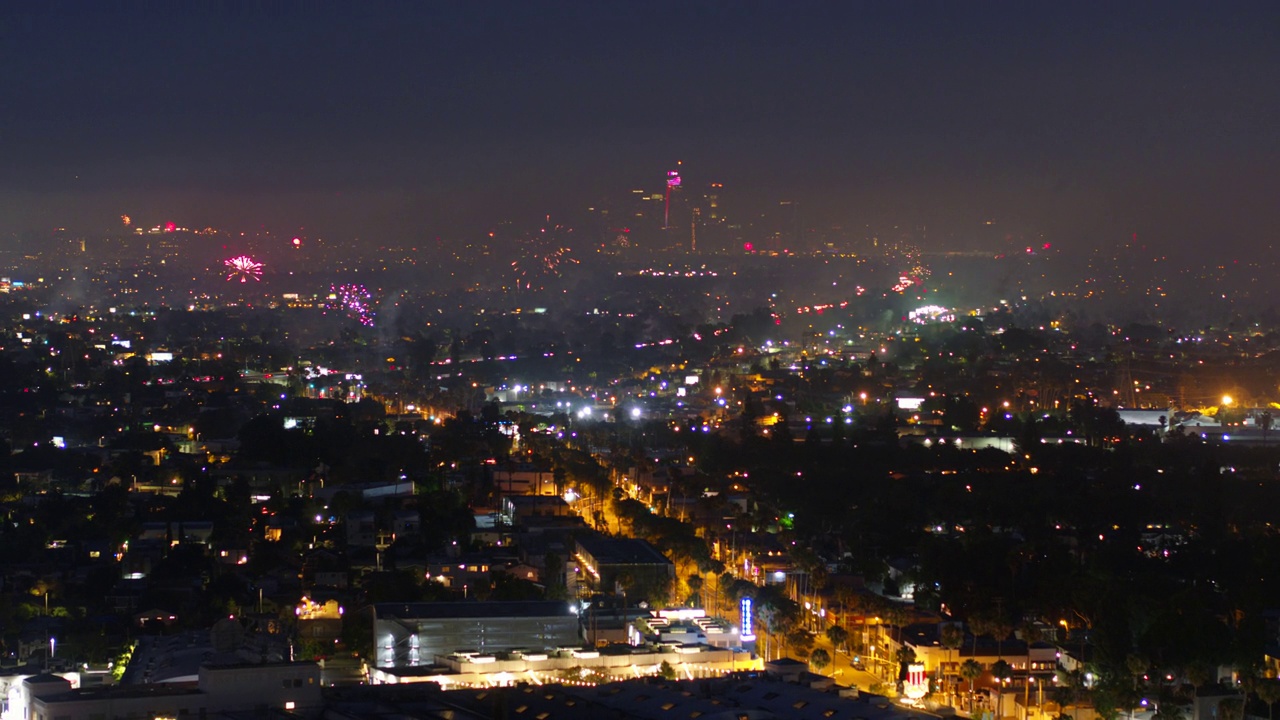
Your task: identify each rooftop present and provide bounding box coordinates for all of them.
[576,536,672,566]
[373,600,578,620]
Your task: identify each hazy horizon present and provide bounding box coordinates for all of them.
[2,2,1277,255]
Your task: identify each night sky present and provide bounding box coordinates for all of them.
[2,2,1277,252]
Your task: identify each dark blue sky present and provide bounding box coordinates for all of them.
[2,2,1277,252]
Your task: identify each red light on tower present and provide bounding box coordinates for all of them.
[164,221,176,232]
[743,241,754,253]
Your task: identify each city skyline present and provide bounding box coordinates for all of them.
[2,2,1278,256]
[8,4,1280,716]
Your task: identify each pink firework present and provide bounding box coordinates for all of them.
[325,283,376,327]
[224,255,263,282]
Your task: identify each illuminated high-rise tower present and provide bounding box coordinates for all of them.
[690,207,700,253]
[664,169,682,229]
[705,183,722,220]
[777,200,801,253]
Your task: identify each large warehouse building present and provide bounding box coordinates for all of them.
[372,601,583,669]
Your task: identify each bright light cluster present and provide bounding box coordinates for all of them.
[891,262,931,293]
[907,305,955,324]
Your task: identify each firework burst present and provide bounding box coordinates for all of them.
[224,255,264,282]
[509,226,578,291]
[325,283,376,327]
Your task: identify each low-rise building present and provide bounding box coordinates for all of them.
[423,554,495,589]
[574,535,674,597]
[630,608,744,649]
[502,495,574,524]
[493,465,557,496]
[371,601,583,669]
[27,662,321,720]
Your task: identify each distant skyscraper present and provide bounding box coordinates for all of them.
[699,183,728,253]
[690,207,700,253]
[704,183,722,221]
[603,188,664,252]
[664,169,681,229]
[657,166,692,251]
[777,200,801,253]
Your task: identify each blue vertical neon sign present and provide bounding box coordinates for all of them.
[740,596,756,641]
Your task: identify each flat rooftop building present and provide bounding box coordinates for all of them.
[372,601,583,669]
[575,535,675,595]
[27,662,321,720]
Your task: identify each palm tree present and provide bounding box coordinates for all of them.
[969,615,993,660]
[833,585,861,649]
[941,624,965,701]
[1017,619,1043,646]
[834,586,875,653]
[552,466,567,497]
[882,601,910,658]
[893,645,918,691]
[1053,670,1083,720]
[961,659,984,713]
[1152,701,1186,720]
[991,659,1014,719]
[686,573,704,608]
[1125,653,1148,690]
[886,602,910,632]
[1257,680,1280,720]
[826,624,850,654]
[786,629,816,661]
[992,619,1014,660]
[717,571,735,617]
[1218,698,1245,720]
[897,645,918,669]
[810,648,832,675]
[1186,664,1212,696]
